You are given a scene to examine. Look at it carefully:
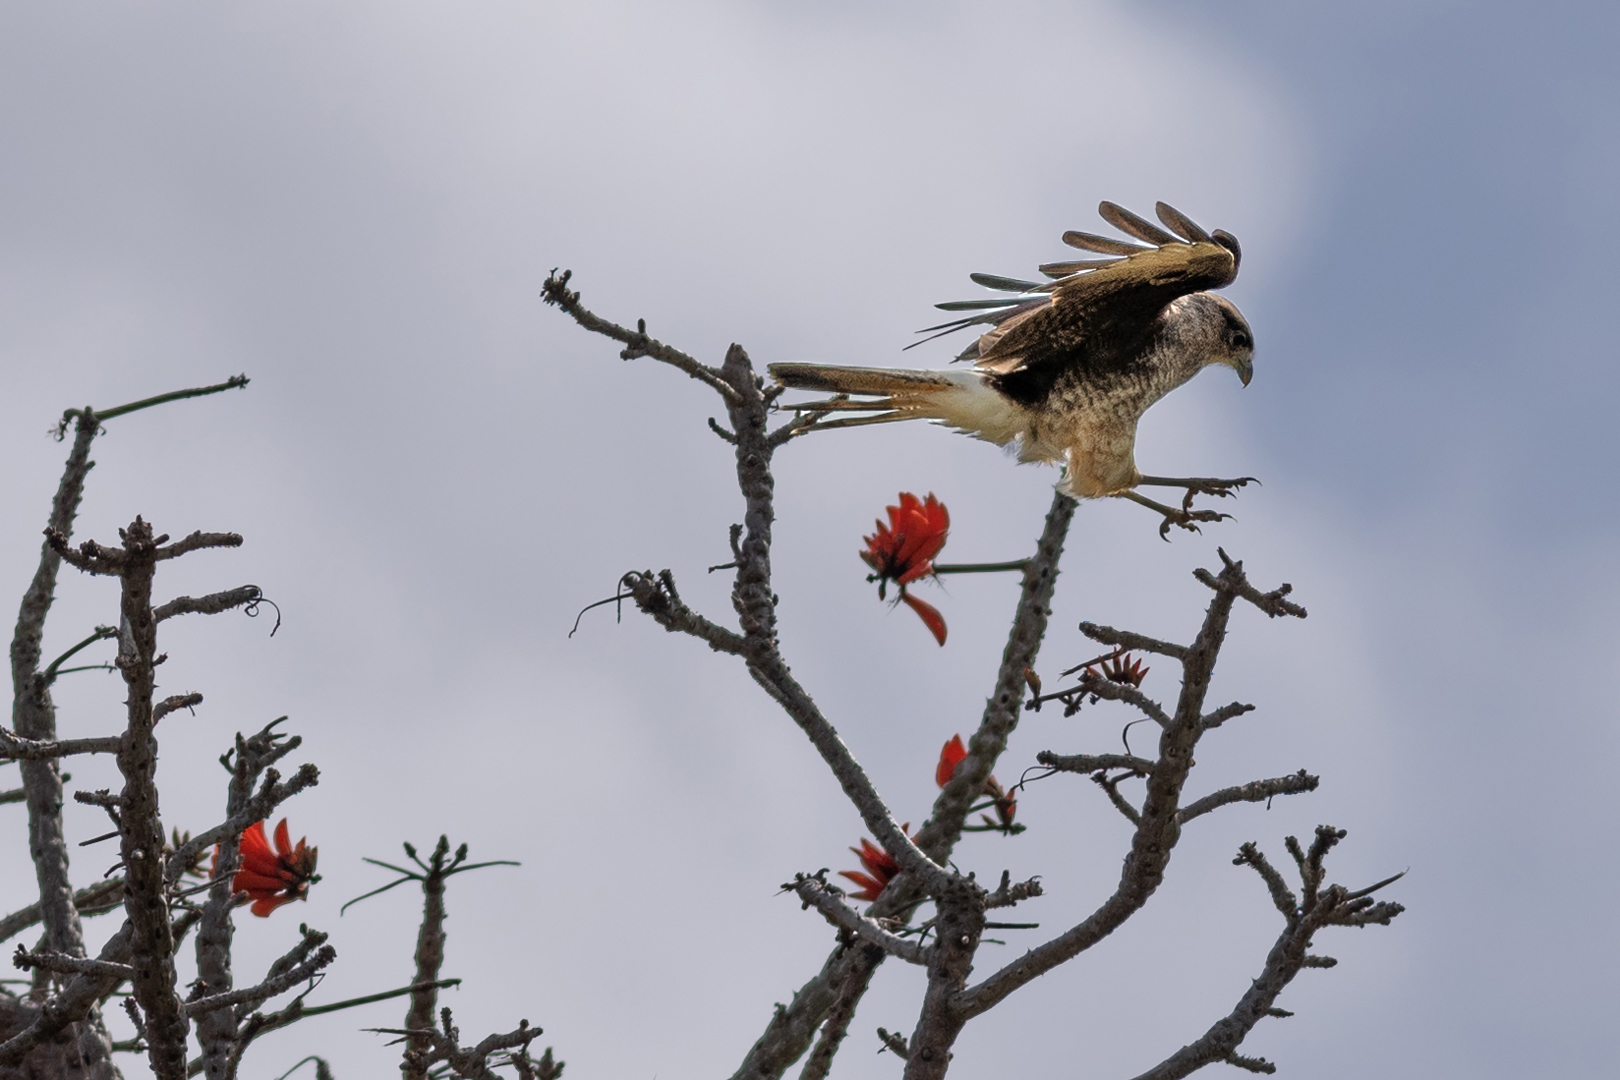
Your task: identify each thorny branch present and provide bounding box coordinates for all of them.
[378,1009,539,1080]
[783,875,930,966]
[951,555,1309,1024]
[1179,772,1319,825]
[1128,829,1403,1079]
[185,934,336,1018]
[0,879,124,945]
[195,718,303,1080]
[0,909,200,1067]
[404,838,456,1080]
[545,277,947,896]
[544,273,1396,1080]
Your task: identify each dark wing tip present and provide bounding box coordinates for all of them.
[1211,229,1242,273]
[969,272,1040,293]
[1061,230,1146,256]
[1154,202,1211,244]
[1098,201,1177,247]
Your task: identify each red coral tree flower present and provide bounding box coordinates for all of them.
[232,819,319,917]
[936,734,969,788]
[936,734,1017,828]
[1091,652,1149,688]
[861,492,950,646]
[839,826,912,902]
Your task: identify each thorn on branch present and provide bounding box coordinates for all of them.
[1194,550,1308,619]
[1224,1050,1277,1074]
[876,1027,909,1059]
[540,268,578,309]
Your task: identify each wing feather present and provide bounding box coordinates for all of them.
[1098,201,1178,246]
[969,272,1041,292]
[1062,230,1147,256]
[915,201,1239,382]
[1154,202,1211,244]
[1039,258,1121,277]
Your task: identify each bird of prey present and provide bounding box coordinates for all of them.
[769,201,1255,533]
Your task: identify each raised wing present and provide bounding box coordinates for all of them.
[917,202,1240,381]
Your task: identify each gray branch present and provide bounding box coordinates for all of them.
[784,876,930,965]
[389,1010,540,1080]
[950,555,1295,1022]
[1075,622,1189,662]
[0,878,125,944]
[1179,772,1319,825]
[0,730,123,760]
[1127,833,1402,1080]
[6,407,121,1075]
[153,586,261,622]
[165,763,321,887]
[186,946,335,1017]
[617,570,746,655]
[195,719,303,1080]
[542,270,743,405]
[1036,751,1155,776]
[1200,702,1256,730]
[12,945,133,980]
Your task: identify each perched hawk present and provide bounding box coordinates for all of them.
[769,201,1254,530]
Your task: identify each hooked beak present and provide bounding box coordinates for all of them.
[1234,354,1253,387]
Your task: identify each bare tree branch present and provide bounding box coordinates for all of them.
[541,270,743,405]
[403,837,455,1080]
[1036,751,1155,776]
[7,407,121,1075]
[382,1009,539,1080]
[153,586,262,623]
[1128,833,1402,1080]
[0,730,123,760]
[0,879,125,944]
[617,570,746,654]
[195,719,303,1080]
[165,764,321,887]
[1074,622,1189,662]
[784,876,930,966]
[951,556,1305,1023]
[731,479,1075,1080]
[12,946,132,980]
[1179,772,1319,825]
[186,944,335,1017]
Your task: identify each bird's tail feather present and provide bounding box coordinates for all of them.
[767,363,1024,445]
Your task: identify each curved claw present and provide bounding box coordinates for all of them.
[1157,507,1233,541]
[1121,490,1234,540]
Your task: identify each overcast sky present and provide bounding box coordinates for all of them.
[2,3,1616,1077]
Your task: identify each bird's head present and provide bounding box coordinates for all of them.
[1203,293,1253,387]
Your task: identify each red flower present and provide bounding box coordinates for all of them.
[1090,652,1149,688]
[982,775,1018,828]
[840,837,900,902]
[937,733,1017,827]
[839,825,914,902]
[936,734,968,787]
[861,492,950,645]
[232,819,318,917]
[901,592,948,647]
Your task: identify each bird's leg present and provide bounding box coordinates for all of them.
[1135,475,1258,500]
[1116,490,1233,541]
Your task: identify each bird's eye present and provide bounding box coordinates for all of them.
[1231,330,1252,350]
